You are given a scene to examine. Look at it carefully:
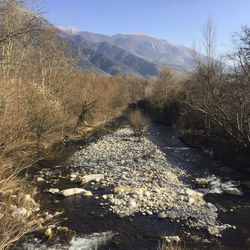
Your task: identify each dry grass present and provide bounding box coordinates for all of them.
[0,175,46,250]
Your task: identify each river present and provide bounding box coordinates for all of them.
[17,120,250,250]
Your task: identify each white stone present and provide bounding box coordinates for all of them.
[188,197,195,204]
[48,188,59,194]
[80,174,104,184]
[127,199,137,209]
[158,212,168,219]
[59,188,93,197]
[37,177,45,182]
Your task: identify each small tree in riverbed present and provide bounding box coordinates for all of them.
[129,110,148,141]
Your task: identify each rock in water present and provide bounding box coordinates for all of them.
[48,188,60,194]
[195,178,209,188]
[59,188,93,197]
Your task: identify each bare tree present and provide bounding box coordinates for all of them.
[0,0,44,76]
[184,20,250,150]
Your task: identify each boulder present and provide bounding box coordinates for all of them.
[59,188,93,197]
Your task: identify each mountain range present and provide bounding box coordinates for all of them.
[56,26,195,77]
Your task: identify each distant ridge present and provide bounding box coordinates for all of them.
[56,26,195,76]
[56,26,81,35]
[118,32,151,37]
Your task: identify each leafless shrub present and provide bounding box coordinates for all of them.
[129,110,148,140]
[182,22,250,151]
[148,67,180,111]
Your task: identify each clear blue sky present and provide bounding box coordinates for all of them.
[45,0,250,53]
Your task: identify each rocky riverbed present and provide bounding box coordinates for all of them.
[36,126,237,238]
[17,121,250,250]
[68,127,235,236]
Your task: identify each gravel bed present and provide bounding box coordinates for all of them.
[59,127,234,236]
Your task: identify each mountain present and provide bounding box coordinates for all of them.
[57,26,195,76]
[57,27,158,77]
[109,33,195,71]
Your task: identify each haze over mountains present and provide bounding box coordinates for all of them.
[56,26,195,77]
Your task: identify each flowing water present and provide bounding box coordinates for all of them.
[18,121,250,250]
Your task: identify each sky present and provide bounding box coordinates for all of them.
[44,0,250,54]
